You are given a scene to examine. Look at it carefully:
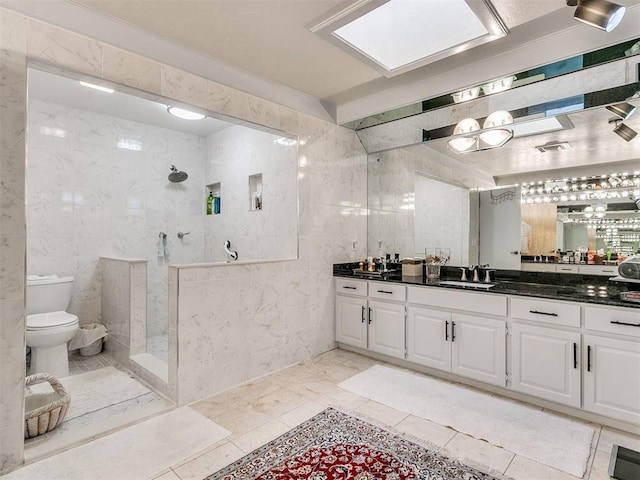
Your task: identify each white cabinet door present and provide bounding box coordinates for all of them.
[368,300,405,359]
[584,334,640,425]
[512,323,581,407]
[406,306,451,371]
[451,314,506,387]
[335,295,367,349]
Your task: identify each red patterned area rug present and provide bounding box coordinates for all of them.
[205,408,500,480]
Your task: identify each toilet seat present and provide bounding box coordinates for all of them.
[27,311,79,330]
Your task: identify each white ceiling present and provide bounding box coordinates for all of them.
[5,0,640,123]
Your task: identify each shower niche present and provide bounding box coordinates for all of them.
[207,182,221,215]
[249,174,262,211]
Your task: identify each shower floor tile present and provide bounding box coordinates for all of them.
[68,350,119,375]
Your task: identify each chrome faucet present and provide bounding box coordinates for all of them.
[484,269,495,283]
[470,265,480,282]
[459,267,468,281]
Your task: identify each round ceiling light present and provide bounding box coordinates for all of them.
[167,106,206,120]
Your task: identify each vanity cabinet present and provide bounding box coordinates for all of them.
[451,313,506,387]
[583,334,640,425]
[335,278,406,359]
[582,304,640,425]
[368,300,405,359]
[335,275,640,427]
[335,294,368,349]
[406,307,506,387]
[407,307,451,371]
[511,323,581,408]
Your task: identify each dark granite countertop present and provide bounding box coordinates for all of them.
[333,263,640,309]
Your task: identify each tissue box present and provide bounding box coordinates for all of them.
[402,259,424,276]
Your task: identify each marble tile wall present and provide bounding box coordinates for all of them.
[0,45,27,474]
[414,175,470,267]
[368,148,476,261]
[26,99,206,340]
[203,125,298,262]
[100,258,133,364]
[0,7,368,471]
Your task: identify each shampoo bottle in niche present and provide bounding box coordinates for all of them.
[206,192,213,215]
[213,195,221,214]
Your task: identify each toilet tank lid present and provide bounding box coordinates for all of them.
[27,275,75,286]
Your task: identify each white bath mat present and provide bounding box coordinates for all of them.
[29,366,151,421]
[5,407,231,480]
[339,364,594,478]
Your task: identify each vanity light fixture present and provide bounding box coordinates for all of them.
[606,102,636,120]
[79,81,114,94]
[447,118,481,153]
[480,76,516,95]
[167,106,206,120]
[451,86,481,104]
[447,111,514,153]
[567,0,625,33]
[584,204,607,218]
[609,118,638,142]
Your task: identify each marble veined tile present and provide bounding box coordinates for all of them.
[3,407,230,480]
[0,8,27,53]
[102,45,161,94]
[27,19,102,76]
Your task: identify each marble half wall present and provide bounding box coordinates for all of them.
[100,257,173,399]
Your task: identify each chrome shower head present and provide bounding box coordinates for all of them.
[168,165,188,183]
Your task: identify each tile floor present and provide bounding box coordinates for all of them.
[24,351,172,461]
[15,348,640,480]
[67,350,118,376]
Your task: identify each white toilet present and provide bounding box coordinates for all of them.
[26,275,79,378]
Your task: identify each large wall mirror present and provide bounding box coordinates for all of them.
[363,44,640,271]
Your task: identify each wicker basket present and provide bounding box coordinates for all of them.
[24,373,71,439]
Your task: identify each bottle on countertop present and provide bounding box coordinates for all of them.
[206,192,213,215]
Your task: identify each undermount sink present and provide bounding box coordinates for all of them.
[439,280,495,289]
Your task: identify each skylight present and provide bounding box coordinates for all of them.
[334,0,488,71]
[313,0,508,76]
[511,116,574,138]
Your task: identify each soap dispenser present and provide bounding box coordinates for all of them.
[206,192,213,215]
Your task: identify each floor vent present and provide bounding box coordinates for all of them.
[608,444,640,480]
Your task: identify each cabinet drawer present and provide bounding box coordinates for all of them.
[521,263,556,273]
[511,297,580,328]
[408,286,507,316]
[556,265,580,273]
[584,305,640,338]
[335,278,367,296]
[578,265,619,276]
[368,281,406,302]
